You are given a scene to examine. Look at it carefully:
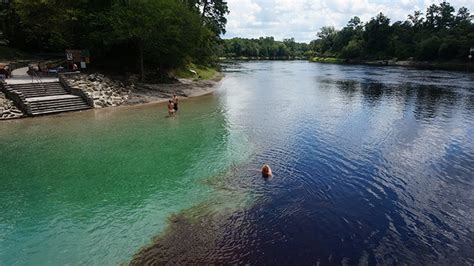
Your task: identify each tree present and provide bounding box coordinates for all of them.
[308,1,473,61]
[408,10,424,29]
[185,0,229,35]
[109,0,207,80]
[425,2,455,29]
[363,12,391,57]
[317,26,338,55]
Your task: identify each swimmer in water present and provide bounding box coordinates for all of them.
[261,164,272,178]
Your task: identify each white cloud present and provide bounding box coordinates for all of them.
[223,0,474,43]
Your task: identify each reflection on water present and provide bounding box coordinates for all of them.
[133,62,474,265]
[0,96,251,265]
[1,61,473,265]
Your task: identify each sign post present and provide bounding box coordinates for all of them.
[65,49,90,71]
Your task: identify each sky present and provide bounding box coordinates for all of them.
[223,0,474,43]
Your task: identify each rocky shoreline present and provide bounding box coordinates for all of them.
[63,73,132,108]
[0,92,23,120]
[0,72,224,120]
[63,72,224,107]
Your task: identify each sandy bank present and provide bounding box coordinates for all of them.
[63,71,224,108]
[126,72,225,106]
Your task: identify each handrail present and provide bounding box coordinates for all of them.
[29,68,47,94]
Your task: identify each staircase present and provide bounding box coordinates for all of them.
[2,82,91,116]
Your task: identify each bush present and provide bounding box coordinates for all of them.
[340,39,365,58]
[416,36,441,60]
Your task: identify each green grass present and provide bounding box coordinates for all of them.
[310,57,346,64]
[174,63,218,80]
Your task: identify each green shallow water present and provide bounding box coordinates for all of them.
[0,94,252,265]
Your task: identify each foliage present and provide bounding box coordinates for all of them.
[309,57,345,63]
[173,63,217,80]
[0,0,228,78]
[220,37,310,59]
[311,1,473,61]
[0,45,31,60]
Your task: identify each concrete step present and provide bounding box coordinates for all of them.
[5,84,64,90]
[30,101,89,110]
[31,105,90,116]
[17,93,67,98]
[31,105,90,113]
[30,100,88,108]
[3,81,92,116]
[26,95,79,102]
[28,95,89,111]
[6,83,63,87]
[10,87,66,92]
[17,90,66,96]
[5,82,68,97]
[7,87,65,91]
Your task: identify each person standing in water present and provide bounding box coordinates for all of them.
[172,94,179,113]
[168,100,175,117]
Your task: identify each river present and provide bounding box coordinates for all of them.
[1,61,473,265]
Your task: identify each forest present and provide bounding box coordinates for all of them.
[220,2,473,62]
[0,0,228,78]
[310,2,473,61]
[220,37,310,59]
[0,0,472,75]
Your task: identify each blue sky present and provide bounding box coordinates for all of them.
[223,0,474,43]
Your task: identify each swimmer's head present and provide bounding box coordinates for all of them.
[262,164,272,177]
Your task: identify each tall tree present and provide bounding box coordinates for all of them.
[186,0,229,35]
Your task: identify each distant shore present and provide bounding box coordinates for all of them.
[221,57,473,72]
[220,56,307,60]
[310,57,474,72]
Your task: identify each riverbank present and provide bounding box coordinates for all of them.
[220,56,308,60]
[125,72,225,105]
[0,71,224,120]
[59,64,224,107]
[310,57,473,72]
[63,70,225,108]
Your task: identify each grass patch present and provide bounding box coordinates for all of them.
[310,57,346,64]
[173,63,217,80]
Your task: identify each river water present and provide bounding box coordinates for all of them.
[1,61,473,265]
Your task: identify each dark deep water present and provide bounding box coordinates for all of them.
[1,61,473,265]
[133,61,474,265]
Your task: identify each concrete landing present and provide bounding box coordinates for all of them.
[6,67,58,85]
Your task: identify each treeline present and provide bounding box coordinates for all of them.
[220,37,310,59]
[311,1,473,61]
[0,0,229,79]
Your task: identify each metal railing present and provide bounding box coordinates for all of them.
[29,68,47,94]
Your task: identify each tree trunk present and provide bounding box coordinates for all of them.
[201,0,208,19]
[139,41,144,83]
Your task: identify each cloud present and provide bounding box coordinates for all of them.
[223,0,474,43]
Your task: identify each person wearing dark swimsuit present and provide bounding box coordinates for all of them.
[172,94,178,112]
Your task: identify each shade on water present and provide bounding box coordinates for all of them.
[1,61,473,265]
